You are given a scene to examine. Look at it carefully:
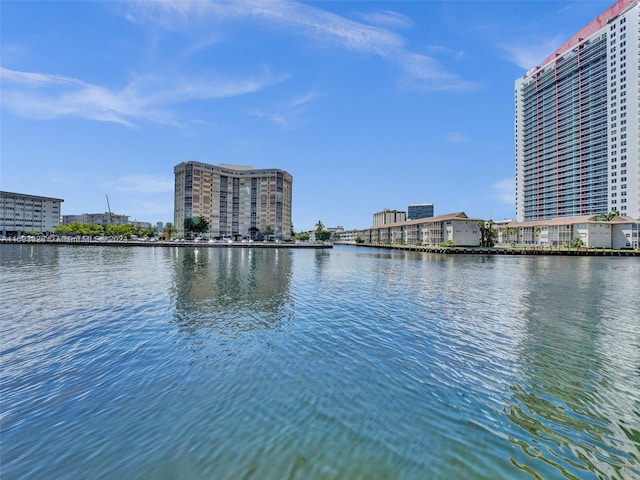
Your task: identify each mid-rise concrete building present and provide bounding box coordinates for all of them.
[62,212,129,225]
[515,0,639,221]
[407,203,434,220]
[0,191,63,236]
[373,209,406,226]
[174,162,293,240]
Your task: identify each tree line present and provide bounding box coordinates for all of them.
[53,222,156,238]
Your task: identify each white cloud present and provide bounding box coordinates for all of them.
[0,67,286,127]
[492,178,515,205]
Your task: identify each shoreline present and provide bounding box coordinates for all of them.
[336,242,640,257]
[0,239,333,249]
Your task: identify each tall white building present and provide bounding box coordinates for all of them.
[174,162,293,240]
[515,0,639,221]
[0,191,63,235]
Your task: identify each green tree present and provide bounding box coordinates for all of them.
[106,224,136,238]
[314,220,331,241]
[477,220,496,247]
[183,217,196,239]
[262,225,274,241]
[55,222,104,237]
[534,226,542,245]
[193,216,209,236]
[502,225,517,245]
[597,210,620,221]
[570,237,584,248]
[295,232,310,241]
[162,222,174,240]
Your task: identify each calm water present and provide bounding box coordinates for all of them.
[1,244,639,479]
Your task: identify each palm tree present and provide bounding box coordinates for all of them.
[503,225,516,245]
[262,225,273,241]
[183,217,196,239]
[477,220,496,247]
[533,226,542,245]
[598,210,620,221]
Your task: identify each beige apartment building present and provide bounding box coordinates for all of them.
[174,162,293,240]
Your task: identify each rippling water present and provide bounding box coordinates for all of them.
[1,244,639,479]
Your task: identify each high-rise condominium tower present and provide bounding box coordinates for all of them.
[174,162,293,240]
[515,0,638,221]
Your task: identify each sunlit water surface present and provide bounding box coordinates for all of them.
[1,244,639,479]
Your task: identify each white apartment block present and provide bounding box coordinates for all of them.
[62,212,130,225]
[0,191,63,235]
[174,162,293,240]
[515,0,639,221]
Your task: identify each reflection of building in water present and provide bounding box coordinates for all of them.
[170,247,293,335]
[508,257,639,478]
[174,162,293,241]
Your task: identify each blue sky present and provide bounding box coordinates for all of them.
[1,0,613,230]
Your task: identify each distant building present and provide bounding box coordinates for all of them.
[0,191,63,236]
[407,203,434,220]
[337,229,360,243]
[373,209,406,226]
[174,161,293,240]
[515,0,639,221]
[62,212,129,225]
[130,220,152,229]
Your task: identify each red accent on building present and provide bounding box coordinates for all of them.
[535,0,637,71]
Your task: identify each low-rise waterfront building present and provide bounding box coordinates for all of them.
[0,191,63,236]
[359,212,482,247]
[496,215,639,249]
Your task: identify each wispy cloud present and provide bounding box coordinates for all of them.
[357,10,412,30]
[501,35,564,70]
[127,0,474,92]
[247,109,288,127]
[492,177,515,205]
[446,131,471,144]
[288,89,321,108]
[426,45,465,61]
[103,174,175,194]
[0,67,285,127]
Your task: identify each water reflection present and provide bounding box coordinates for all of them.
[508,257,640,479]
[169,248,294,339]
